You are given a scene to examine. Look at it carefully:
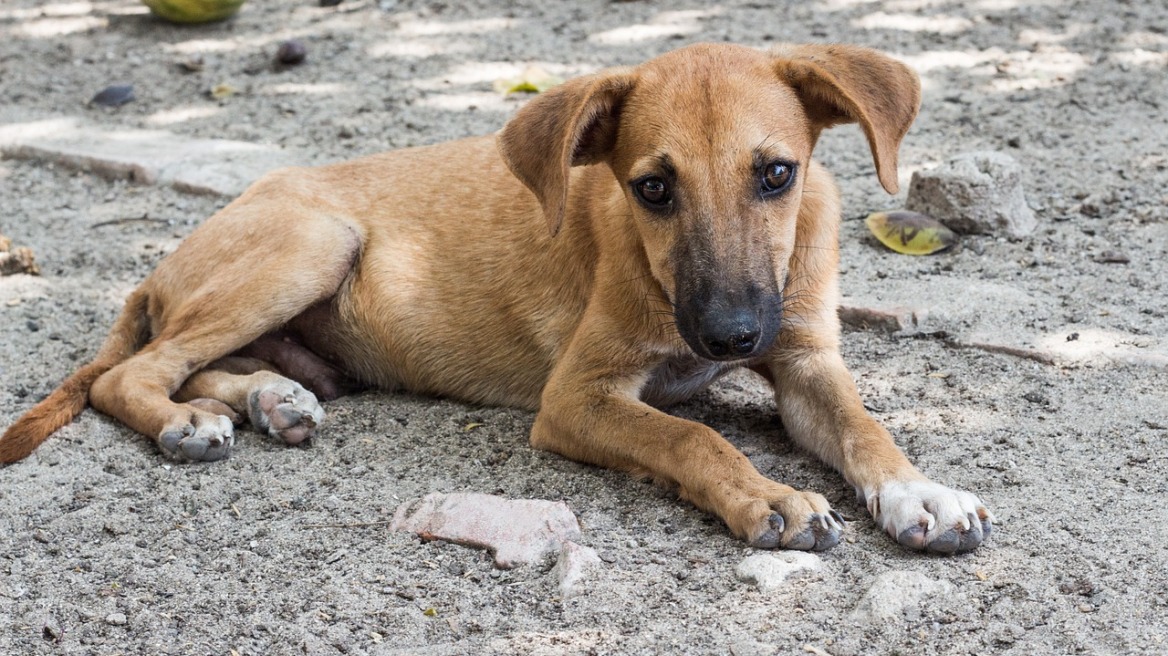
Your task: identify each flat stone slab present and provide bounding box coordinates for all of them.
[842,279,1168,370]
[0,116,306,198]
[391,492,583,568]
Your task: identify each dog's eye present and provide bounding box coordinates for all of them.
[761,162,795,196]
[634,177,671,208]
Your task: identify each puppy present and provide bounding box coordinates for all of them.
[1,43,992,553]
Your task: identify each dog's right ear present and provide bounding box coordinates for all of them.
[497,70,636,237]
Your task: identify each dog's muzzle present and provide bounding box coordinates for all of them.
[677,296,782,362]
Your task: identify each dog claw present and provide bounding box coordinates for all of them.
[749,513,785,549]
[926,528,961,554]
[159,415,234,462]
[784,513,843,552]
[897,525,927,550]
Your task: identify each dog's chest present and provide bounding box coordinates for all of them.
[641,354,739,407]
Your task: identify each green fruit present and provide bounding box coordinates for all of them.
[142,0,246,24]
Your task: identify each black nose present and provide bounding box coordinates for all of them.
[700,310,761,359]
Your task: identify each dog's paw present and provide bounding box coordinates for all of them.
[746,490,845,552]
[247,380,324,445]
[865,481,993,554]
[160,413,234,462]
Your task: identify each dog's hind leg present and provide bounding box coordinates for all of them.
[88,190,362,461]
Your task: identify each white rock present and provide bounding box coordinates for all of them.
[906,150,1036,238]
[552,540,601,598]
[850,570,954,623]
[735,552,822,591]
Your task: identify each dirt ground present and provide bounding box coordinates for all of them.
[2,0,1168,654]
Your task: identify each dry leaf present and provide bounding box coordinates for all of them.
[865,210,957,256]
[493,65,563,95]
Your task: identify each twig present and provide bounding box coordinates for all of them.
[909,330,1058,366]
[948,339,1057,366]
[301,520,395,529]
[91,214,172,229]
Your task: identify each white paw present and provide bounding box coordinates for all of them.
[865,480,993,554]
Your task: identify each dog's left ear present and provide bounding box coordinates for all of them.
[497,69,636,236]
[772,44,921,194]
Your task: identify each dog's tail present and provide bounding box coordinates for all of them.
[0,291,150,463]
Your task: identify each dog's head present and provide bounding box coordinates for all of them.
[498,43,919,361]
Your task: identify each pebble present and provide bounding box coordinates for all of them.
[552,541,601,598]
[849,571,954,623]
[735,552,822,591]
[105,612,128,626]
[90,84,135,108]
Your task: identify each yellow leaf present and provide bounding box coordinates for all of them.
[493,66,563,95]
[423,607,438,617]
[865,210,957,256]
[210,83,238,100]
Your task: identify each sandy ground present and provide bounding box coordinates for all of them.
[2,0,1168,654]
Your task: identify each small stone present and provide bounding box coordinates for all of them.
[1094,250,1130,264]
[90,84,135,108]
[104,612,128,626]
[1078,201,1102,218]
[552,541,601,598]
[39,615,62,642]
[906,151,1036,238]
[735,552,822,591]
[850,571,954,623]
[178,55,205,73]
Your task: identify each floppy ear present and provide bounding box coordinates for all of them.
[497,69,636,236]
[772,44,921,194]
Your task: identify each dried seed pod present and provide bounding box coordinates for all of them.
[275,40,308,66]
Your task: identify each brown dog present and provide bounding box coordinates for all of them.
[1,43,992,553]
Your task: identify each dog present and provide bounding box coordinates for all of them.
[1,43,992,553]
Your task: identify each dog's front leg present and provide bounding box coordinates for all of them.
[533,321,844,551]
[765,330,993,553]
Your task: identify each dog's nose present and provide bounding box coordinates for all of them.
[700,310,761,359]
